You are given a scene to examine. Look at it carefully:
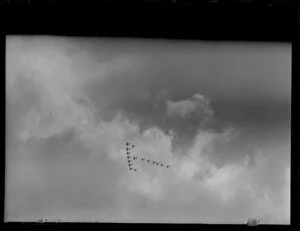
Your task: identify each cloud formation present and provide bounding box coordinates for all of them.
[6,37,290,224]
[166,94,213,120]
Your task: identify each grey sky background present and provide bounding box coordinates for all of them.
[6,36,290,223]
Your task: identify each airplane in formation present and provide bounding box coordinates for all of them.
[126,142,135,147]
[138,159,170,168]
[125,142,171,171]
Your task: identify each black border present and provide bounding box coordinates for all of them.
[3,0,295,42]
[3,0,299,230]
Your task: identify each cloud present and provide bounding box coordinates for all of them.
[166,93,213,120]
[119,125,290,224]
[6,37,290,224]
[7,37,142,143]
[253,165,290,224]
[6,37,148,221]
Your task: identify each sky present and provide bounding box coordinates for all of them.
[5,36,291,224]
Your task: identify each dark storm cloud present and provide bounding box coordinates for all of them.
[80,41,290,162]
[80,40,290,126]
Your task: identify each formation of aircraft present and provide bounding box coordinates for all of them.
[139,156,171,169]
[126,142,134,171]
[125,142,171,172]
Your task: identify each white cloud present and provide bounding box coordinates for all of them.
[121,125,290,224]
[202,163,245,203]
[178,158,200,179]
[127,173,164,201]
[254,165,290,224]
[166,93,213,120]
[7,37,142,144]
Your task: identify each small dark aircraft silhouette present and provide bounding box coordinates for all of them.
[129,167,133,171]
[132,145,135,148]
[126,142,131,146]
[161,164,164,167]
[141,158,145,161]
[134,169,137,171]
[166,165,170,168]
[147,160,150,163]
[133,157,137,160]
